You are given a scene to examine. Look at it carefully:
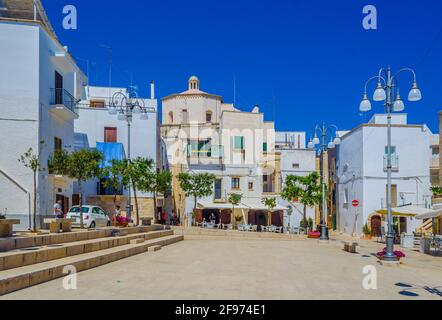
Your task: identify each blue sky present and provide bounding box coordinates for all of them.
[44,0,442,134]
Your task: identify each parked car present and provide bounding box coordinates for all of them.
[66,205,111,229]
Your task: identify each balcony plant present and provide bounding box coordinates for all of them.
[0,212,6,220]
[431,186,442,197]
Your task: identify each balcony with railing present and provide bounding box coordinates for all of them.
[383,154,399,172]
[187,145,224,158]
[49,88,79,120]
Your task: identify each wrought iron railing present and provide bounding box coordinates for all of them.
[383,154,399,171]
[50,88,77,113]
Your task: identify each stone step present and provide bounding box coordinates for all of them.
[0,225,164,252]
[0,230,174,271]
[147,245,162,252]
[0,234,184,296]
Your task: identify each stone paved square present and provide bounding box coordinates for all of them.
[2,236,441,300]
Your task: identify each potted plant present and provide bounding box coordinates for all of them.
[114,215,130,227]
[363,223,372,240]
[377,247,406,261]
[431,186,442,198]
[234,215,243,224]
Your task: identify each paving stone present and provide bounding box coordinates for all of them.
[84,242,101,253]
[4,254,24,270]
[14,237,35,249]
[130,238,145,245]
[46,247,67,261]
[66,244,85,256]
[0,239,15,252]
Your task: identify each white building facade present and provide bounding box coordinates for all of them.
[275,132,317,229]
[337,114,432,236]
[162,76,286,226]
[0,8,87,229]
[74,85,159,218]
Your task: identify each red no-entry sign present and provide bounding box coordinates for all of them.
[352,200,360,207]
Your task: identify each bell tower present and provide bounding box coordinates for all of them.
[188,76,200,90]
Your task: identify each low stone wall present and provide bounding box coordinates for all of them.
[86,196,156,220]
[171,227,306,241]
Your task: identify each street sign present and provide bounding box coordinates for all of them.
[352,200,360,207]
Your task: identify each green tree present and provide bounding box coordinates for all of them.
[101,159,125,214]
[18,147,43,232]
[120,157,154,226]
[49,149,103,228]
[281,172,322,234]
[138,170,172,223]
[228,193,243,223]
[262,197,277,225]
[178,172,216,224]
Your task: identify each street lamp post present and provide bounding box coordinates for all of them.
[359,66,422,262]
[108,89,155,222]
[308,124,341,241]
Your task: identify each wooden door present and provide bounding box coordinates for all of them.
[386,184,398,207]
[371,215,382,236]
[104,127,117,143]
[63,197,69,217]
[72,194,80,206]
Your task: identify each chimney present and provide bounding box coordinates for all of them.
[150,80,155,100]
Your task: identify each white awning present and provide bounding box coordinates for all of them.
[197,200,246,210]
[197,198,288,211]
[241,198,288,211]
[415,207,442,220]
[376,205,442,219]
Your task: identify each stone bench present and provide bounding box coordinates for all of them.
[343,241,359,254]
[44,218,76,234]
[0,219,21,237]
[140,217,153,226]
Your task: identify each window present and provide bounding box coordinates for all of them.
[263,174,275,193]
[386,184,398,208]
[214,179,222,200]
[104,127,117,143]
[292,163,300,169]
[168,111,174,123]
[263,142,268,152]
[182,109,188,123]
[385,146,397,155]
[234,136,245,150]
[231,178,240,190]
[90,100,105,108]
[206,111,212,123]
[54,137,62,152]
[54,71,63,104]
[248,182,254,191]
[343,188,349,205]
